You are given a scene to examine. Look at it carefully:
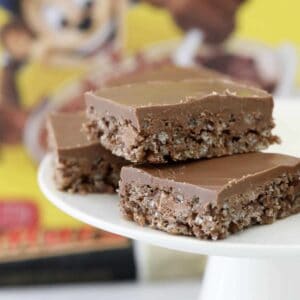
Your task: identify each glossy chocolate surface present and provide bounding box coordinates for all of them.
[48,112,122,162]
[86,78,273,131]
[121,153,300,204]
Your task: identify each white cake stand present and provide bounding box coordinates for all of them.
[38,102,300,300]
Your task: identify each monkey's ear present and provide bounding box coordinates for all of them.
[0,20,34,62]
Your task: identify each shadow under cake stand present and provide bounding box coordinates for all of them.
[38,101,300,300]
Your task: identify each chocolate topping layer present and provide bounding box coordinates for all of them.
[48,112,91,148]
[47,112,121,162]
[47,112,127,193]
[86,79,273,131]
[121,153,300,206]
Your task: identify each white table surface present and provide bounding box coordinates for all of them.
[0,280,200,300]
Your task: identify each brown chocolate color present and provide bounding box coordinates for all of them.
[47,112,127,193]
[48,112,118,162]
[86,78,273,131]
[121,153,300,206]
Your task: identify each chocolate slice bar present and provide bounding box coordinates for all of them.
[85,78,278,164]
[47,112,126,193]
[119,153,300,240]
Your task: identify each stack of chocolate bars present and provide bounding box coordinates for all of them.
[48,65,300,240]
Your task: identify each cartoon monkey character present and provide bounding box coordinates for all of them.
[19,0,126,65]
[0,0,126,144]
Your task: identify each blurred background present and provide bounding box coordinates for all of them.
[0,0,299,299]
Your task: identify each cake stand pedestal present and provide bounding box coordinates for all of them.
[38,102,300,300]
[38,154,300,300]
[201,256,300,300]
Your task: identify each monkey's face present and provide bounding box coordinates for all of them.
[21,0,121,57]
